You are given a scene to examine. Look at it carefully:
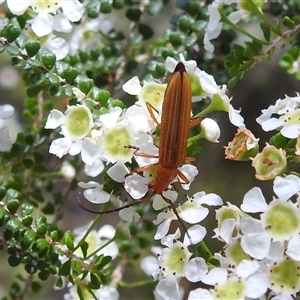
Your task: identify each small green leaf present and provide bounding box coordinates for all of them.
[54,276,64,288]
[23,159,34,168]
[92,87,111,105]
[6,45,21,56]
[74,75,94,94]
[94,255,112,270]
[59,260,71,276]
[100,2,112,13]
[0,17,8,32]
[283,16,295,29]
[260,23,271,41]
[63,67,79,83]
[27,58,44,68]
[77,285,84,300]
[7,219,22,231]
[7,199,20,214]
[8,255,22,267]
[169,32,182,47]
[11,57,27,68]
[45,73,60,85]
[50,230,59,241]
[88,273,101,289]
[63,230,75,250]
[38,48,56,70]
[41,202,55,215]
[0,186,6,200]
[112,0,124,9]
[31,281,42,292]
[38,270,50,281]
[138,23,154,40]
[26,86,42,97]
[80,241,89,258]
[36,223,47,236]
[6,23,21,43]
[22,215,33,227]
[25,39,41,57]
[126,7,142,21]
[35,214,47,227]
[0,207,6,221]
[146,0,163,15]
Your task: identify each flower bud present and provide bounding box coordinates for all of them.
[199,118,220,143]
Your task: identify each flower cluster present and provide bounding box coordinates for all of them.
[45,55,244,222]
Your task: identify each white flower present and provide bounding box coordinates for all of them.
[45,105,96,161]
[0,104,15,151]
[240,175,300,259]
[256,94,300,138]
[7,0,84,36]
[78,181,110,204]
[192,260,268,300]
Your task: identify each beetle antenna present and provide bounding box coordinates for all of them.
[77,196,142,214]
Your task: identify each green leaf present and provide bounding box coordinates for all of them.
[45,73,60,85]
[35,214,47,227]
[7,219,22,231]
[138,24,154,40]
[6,45,21,56]
[36,224,47,235]
[94,255,112,270]
[283,16,295,29]
[183,35,197,47]
[112,0,125,9]
[25,39,41,57]
[59,260,71,276]
[22,215,33,227]
[169,32,182,47]
[6,189,19,201]
[31,281,42,292]
[8,255,22,267]
[0,187,6,200]
[0,17,8,32]
[23,230,36,244]
[126,7,141,21]
[88,273,101,289]
[0,207,6,221]
[146,0,163,15]
[15,33,28,49]
[92,87,111,105]
[80,241,89,258]
[41,202,55,215]
[63,230,75,250]
[6,23,21,43]
[26,86,42,97]
[38,48,56,70]
[11,57,27,68]
[63,67,79,83]
[77,286,84,300]
[27,58,44,68]
[260,23,271,41]
[20,204,34,217]
[75,75,94,94]
[100,2,113,13]
[54,277,64,289]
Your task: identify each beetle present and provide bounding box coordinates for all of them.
[79,61,202,214]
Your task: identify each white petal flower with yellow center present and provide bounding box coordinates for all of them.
[45,105,94,160]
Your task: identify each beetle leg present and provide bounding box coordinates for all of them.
[146,102,160,127]
[125,145,159,159]
[189,117,204,128]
